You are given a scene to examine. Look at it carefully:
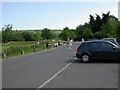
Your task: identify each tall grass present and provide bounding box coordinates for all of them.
[2,39,64,59]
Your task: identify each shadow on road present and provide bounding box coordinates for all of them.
[67,59,120,64]
[90,60,120,64]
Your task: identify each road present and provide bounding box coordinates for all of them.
[2,42,119,89]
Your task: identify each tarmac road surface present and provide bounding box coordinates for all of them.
[2,42,119,89]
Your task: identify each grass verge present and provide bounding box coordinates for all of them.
[1,40,65,60]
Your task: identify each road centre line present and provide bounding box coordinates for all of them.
[36,59,75,89]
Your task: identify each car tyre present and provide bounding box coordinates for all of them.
[81,54,90,63]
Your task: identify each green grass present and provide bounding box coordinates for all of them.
[2,41,44,59]
[1,39,65,60]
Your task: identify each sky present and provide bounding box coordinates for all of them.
[1,0,119,30]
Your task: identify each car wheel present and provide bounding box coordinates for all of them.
[81,54,90,63]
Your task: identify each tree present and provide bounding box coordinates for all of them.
[41,28,53,40]
[88,12,111,34]
[2,31,13,43]
[2,24,13,31]
[89,15,95,33]
[76,24,93,41]
[102,11,110,24]
[101,17,118,38]
[81,27,92,40]
[34,31,42,40]
[75,12,119,41]
[60,27,70,41]
[2,24,13,43]
[60,27,77,41]
[95,14,102,32]
[116,22,120,42]
[11,31,25,41]
[69,30,77,40]
[89,15,95,25]
[22,32,36,41]
[93,31,103,39]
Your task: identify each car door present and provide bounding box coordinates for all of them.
[89,42,102,59]
[102,42,118,60]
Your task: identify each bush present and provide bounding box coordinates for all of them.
[41,28,54,40]
[60,27,77,41]
[22,32,36,41]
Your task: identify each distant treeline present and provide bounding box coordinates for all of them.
[2,11,120,43]
[2,28,62,43]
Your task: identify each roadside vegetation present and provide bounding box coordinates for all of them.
[2,40,63,59]
[1,11,120,59]
[75,11,120,41]
[1,27,65,59]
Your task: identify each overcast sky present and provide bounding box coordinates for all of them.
[1,0,119,30]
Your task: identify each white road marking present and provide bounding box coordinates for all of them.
[37,60,74,89]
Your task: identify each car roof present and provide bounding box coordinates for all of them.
[82,40,109,43]
[82,40,119,47]
[102,38,115,39]
[101,38,116,40]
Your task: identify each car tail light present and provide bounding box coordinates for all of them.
[77,49,80,53]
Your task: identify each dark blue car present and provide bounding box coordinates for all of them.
[76,40,120,63]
